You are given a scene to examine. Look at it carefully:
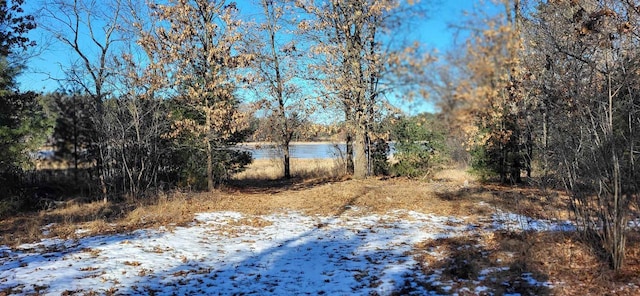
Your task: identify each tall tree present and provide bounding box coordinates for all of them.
[41,0,125,200]
[451,0,531,183]
[137,0,252,190]
[0,0,51,189]
[248,0,309,179]
[296,0,429,179]
[447,0,640,270]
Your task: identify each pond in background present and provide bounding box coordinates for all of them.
[236,142,395,160]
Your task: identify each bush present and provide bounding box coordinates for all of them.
[468,145,498,182]
[390,114,446,178]
[370,138,390,176]
[170,143,251,190]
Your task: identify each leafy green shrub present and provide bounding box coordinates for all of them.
[468,128,525,183]
[390,114,446,178]
[468,145,498,182]
[370,138,390,176]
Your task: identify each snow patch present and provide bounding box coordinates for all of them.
[0,208,574,295]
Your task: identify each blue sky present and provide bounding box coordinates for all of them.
[17,1,480,114]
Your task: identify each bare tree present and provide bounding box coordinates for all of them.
[531,0,640,270]
[246,0,310,179]
[41,0,125,201]
[106,48,173,198]
[295,0,430,179]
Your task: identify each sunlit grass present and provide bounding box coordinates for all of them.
[3,162,640,294]
[233,158,343,181]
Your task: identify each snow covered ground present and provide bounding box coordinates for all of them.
[0,205,573,295]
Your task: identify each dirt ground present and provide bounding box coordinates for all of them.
[1,162,639,295]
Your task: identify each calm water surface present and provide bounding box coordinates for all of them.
[237,143,395,160]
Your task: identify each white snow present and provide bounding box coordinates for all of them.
[490,209,575,232]
[0,206,568,295]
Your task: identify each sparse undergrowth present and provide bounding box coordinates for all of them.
[1,165,639,295]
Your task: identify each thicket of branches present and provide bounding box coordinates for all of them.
[439,0,640,270]
[3,0,639,271]
[0,0,432,206]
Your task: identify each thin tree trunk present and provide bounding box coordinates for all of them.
[206,137,214,191]
[542,109,548,178]
[98,144,108,203]
[73,105,79,184]
[263,0,292,179]
[283,140,291,179]
[205,108,214,191]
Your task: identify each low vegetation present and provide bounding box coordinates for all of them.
[2,165,639,294]
[1,0,640,293]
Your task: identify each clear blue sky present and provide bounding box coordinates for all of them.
[17,1,480,114]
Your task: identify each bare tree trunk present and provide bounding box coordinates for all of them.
[283,140,291,179]
[206,137,214,191]
[542,109,548,178]
[98,143,108,203]
[205,109,214,191]
[353,122,367,179]
[346,132,354,175]
[72,100,79,184]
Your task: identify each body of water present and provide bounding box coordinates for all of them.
[35,143,394,161]
[236,142,395,160]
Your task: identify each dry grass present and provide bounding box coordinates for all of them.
[32,157,96,172]
[415,230,640,295]
[2,164,640,294]
[0,166,568,245]
[0,166,486,246]
[232,158,342,181]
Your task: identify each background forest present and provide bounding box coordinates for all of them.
[2,0,640,275]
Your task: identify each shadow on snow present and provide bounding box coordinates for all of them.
[119,218,424,295]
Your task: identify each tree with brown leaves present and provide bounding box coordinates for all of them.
[137,0,253,190]
[451,0,532,183]
[295,0,430,179]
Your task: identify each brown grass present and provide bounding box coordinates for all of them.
[232,158,342,181]
[34,159,93,170]
[2,164,640,294]
[0,166,570,245]
[413,229,640,295]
